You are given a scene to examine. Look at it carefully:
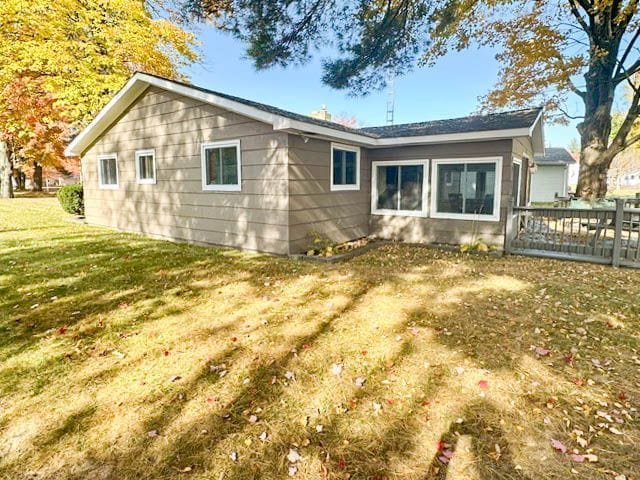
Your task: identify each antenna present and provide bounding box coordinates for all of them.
[386,73,395,125]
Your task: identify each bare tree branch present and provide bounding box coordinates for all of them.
[607,85,640,157]
[568,0,592,34]
[558,106,585,119]
[614,27,640,79]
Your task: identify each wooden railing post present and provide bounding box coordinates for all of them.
[504,203,514,253]
[612,199,624,267]
[635,192,640,208]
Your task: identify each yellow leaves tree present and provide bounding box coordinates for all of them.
[0,0,199,196]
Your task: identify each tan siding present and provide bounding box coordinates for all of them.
[367,140,513,248]
[82,86,290,254]
[287,135,370,252]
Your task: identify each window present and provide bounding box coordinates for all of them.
[431,157,502,221]
[331,143,360,191]
[135,149,156,184]
[201,140,241,192]
[512,158,522,206]
[97,154,118,189]
[371,160,429,217]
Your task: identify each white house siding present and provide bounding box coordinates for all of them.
[530,165,568,202]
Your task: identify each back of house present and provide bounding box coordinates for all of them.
[66,73,545,255]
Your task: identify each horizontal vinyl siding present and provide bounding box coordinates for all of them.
[287,135,370,252]
[530,165,567,202]
[82,86,289,254]
[367,140,513,247]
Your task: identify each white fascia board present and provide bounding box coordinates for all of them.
[273,118,375,146]
[65,76,148,156]
[66,73,284,157]
[66,71,544,156]
[370,128,532,147]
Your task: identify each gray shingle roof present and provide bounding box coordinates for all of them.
[534,147,576,165]
[144,73,542,140]
[358,108,543,138]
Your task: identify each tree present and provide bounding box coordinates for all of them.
[0,76,69,194]
[185,0,639,199]
[0,0,199,197]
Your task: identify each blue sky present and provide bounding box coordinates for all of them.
[186,28,579,148]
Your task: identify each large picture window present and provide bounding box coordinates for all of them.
[331,143,360,191]
[135,149,156,184]
[97,154,118,189]
[201,140,241,192]
[371,160,429,217]
[431,157,502,221]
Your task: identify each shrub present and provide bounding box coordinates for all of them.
[57,183,84,215]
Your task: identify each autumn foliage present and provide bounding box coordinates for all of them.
[0,0,199,193]
[0,76,70,173]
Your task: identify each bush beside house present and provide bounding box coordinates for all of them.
[56,183,84,215]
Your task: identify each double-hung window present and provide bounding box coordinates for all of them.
[201,140,241,192]
[135,149,156,184]
[431,157,502,221]
[371,160,429,217]
[97,154,118,189]
[331,143,360,191]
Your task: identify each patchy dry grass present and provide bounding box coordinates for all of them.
[0,198,639,480]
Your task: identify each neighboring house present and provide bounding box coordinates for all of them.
[65,72,544,255]
[531,147,576,202]
[619,170,640,187]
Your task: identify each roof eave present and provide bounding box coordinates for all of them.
[65,72,546,156]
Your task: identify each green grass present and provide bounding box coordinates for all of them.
[1,198,639,480]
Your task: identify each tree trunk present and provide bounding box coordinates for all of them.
[575,47,618,200]
[17,169,26,190]
[32,161,43,191]
[0,141,13,198]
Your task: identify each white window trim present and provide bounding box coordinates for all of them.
[97,153,119,190]
[330,142,360,191]
[512,156,522,206]
[430,156,503,222]
[201,140,242,192]
[135,149,156,185]
[371,159,430,218]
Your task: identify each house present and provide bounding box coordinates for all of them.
[65,72,544,255]
[619,170,640,188]
[530,147,576,202]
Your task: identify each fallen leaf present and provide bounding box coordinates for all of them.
[478,380,489,389]
[354,377,366,388]
[570,454,585,463]
[147,429,159,438]
[248,415,258,423]
[331,363,343,376]
[551,439,567,453]
[535,346,551,356]
[259,431,268,441]
[288,465,298,476]
[169,375,182,383]
[583,454,598,463]
[609,427,623,435]
[284,371,295,381]
[230,451,238,461]
[287,448,301,463]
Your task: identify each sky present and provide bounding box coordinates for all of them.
[185,28,580,148]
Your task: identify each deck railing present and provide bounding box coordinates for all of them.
[507,198,640,268]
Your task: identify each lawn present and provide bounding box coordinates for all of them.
[1,198,638,480]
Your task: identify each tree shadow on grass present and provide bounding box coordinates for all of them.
[424,400,532,480]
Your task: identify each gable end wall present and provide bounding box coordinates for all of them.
[81,86,290,254]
